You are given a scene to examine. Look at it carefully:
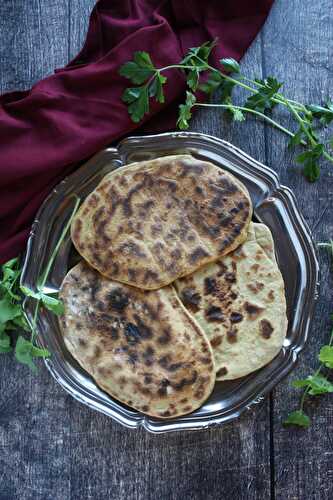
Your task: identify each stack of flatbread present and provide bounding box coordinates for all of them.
[60,155,287,419]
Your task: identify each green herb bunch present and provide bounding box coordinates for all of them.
[284,241,333,428]
[0,197,80,372]
[0,257,49,371]
[119,40,333,182]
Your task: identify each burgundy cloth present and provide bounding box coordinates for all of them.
[0,0,273,263]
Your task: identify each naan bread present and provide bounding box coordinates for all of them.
[59,261,215,418]
[253,223,275,261]
[175,223,287,380]
[71,155,252,289]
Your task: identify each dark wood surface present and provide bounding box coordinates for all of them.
[0,1,332,499]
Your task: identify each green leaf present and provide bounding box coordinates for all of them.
[295,151,311,164]
[3,258,19,270]
[292,378,309,388]
[5,315,29,331]
[293,374,333,395]
[40,294,64,315]
[31,345,50,358]
[288,128,303,148]
[196,40,216,62]
[177,91,196,130]
[266,77,283,93]
[187,69,199,91]
[303,159,320,182]
[199,71,223,95]
[20,286,41,299]
[246,94,267,113]
[119,61,154,85]
[230,107,245,122]
[128,87,149,122]
[0,281,21,301]
[181,40,216,65]
[133,51,154,69]
[220,80,235,103]
[220,58,240,73]
[2,267,18,283]
[122,86,149,123]
[283,410,310,428]
[148,73,166,103]
[0,327,12,353]
[245,77,283,112]
[223,97,245,122]
[119,51,155,84]
[15,336,37,372]
[0,296,22,324]
[0,258,21,300]
[14,336,49,371]
[311,143,324,157]
[295,144,324,163]
[307,102,333,126]
[307,374,333,395]
[21,286,64,315]
[122,87,142,104]
[294,144,323,182]
[318,345,333,368]
[0,344,12,353]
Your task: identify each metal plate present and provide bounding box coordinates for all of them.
[21,132,319,433]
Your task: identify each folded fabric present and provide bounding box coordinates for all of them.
[0,0,273,263]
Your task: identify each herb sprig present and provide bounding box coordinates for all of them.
[0,197,80,371]
[119,40,333,181]
[284,241,333,428]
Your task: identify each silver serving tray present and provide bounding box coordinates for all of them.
[21,132,319,433]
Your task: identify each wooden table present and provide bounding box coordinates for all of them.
[1,1,332,499]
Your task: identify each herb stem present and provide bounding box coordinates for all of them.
[194,102,306,143]
[39,196,80,288]
[323,151,333,163]
[30,196,80,343]
[9,270,21,293]
[159,64,204,72]
[288,100,333,162]
[299,386,309,411]
[30,301,40,343]
[318,241,333,250]
[176,55,333,163]
[299,325,333,411]
[121,44,333,180]
[284,100,317,147]
[177,55,333,161]
[198,57,259,93]
[193,55,307,112]
[242,76,306,110]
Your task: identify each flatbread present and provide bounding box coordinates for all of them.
[59,261,215,418]
[71,155,252,289]
[175,223,287,380]
[253,222,275,261]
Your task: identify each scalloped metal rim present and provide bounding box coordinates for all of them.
[21,132,319,434]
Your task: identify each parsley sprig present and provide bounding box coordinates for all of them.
[0,197,80,371]
[284,241,333,428]
[119,40,333,181]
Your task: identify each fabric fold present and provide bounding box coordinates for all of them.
[0,0,273,262]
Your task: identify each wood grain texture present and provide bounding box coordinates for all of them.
[69,0,96,59]
[0,0,69,92]
[0,0,332,499]
[261,2,333,499]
